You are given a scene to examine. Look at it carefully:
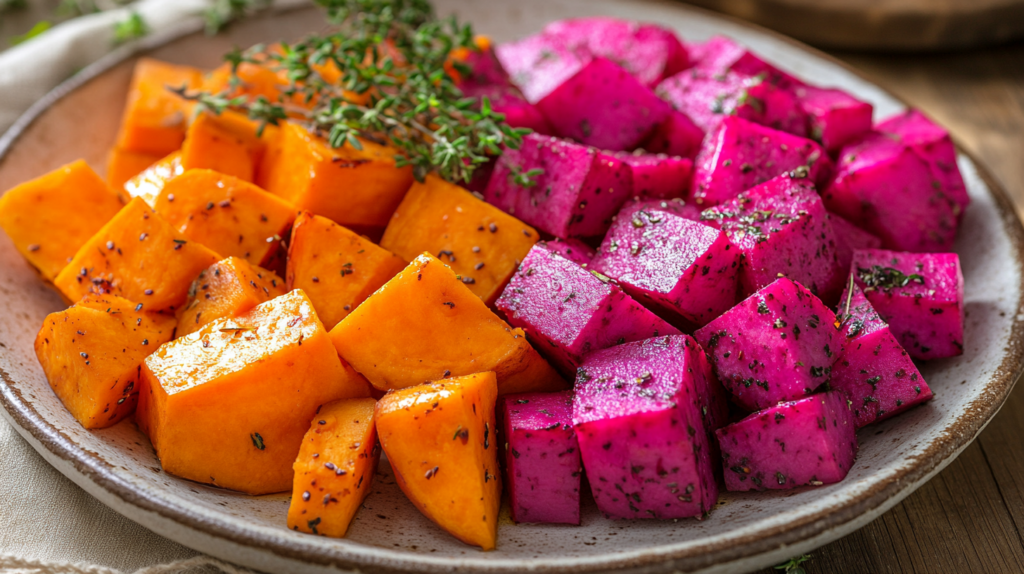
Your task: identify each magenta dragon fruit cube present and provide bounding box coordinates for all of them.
[689,35,798,87]
[656,69,807,136]
[822,131,960,253]
[700,173,845,302]
[851,249,965,360]
[591,205,740,326]
[572,335,726,519]
[793,85,874,154]
[691,116,832,207]
[541,17,690,88]
[716,391,857,491]
[496,242,679,375]
[641,109,705,160]
[832,283,934,428]
[613,151,693,200]
[542,239,596,266]
[877,109,969,223]
[484,133,632,239]
[694,277,841,411]
[620,196,704,223]
[830,213,883,276]
[537,57,673,151]
[501,390,582,524]
[495,33,590,104]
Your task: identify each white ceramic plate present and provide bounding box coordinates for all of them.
[0,2,1021,573]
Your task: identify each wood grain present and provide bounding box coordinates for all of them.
[683,0,1024,51]
[757,44,1024,574]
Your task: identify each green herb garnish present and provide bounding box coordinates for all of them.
[177,0,532,185]
[856,265,924,291]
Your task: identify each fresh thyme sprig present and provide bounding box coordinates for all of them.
[179,0,531,184]
[774,553,812,574]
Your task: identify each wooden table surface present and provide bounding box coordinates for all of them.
[754,43,1024,574]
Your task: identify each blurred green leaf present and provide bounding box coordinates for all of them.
[10,20,52,46]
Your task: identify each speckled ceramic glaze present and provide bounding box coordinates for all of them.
[0,2,1021,573]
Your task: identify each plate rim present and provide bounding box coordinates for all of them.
[1,2,1022,573]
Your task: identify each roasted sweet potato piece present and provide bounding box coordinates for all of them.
[376,372,500,550]
[176,257,285,338]
[178,111,276,182]
[0,160,124,279]
[124,151,183,207]
[203,60,291,107]
[380,175,538,305]
[287,212,406,330]
[53,198,220,312]
[107,148,162,190]
[115,58,202,156]
[256,122,414,238]
[330,253,565,394]
[153,169,296,267]
[288,397,380,537]
[34,295,176,429]
[137,290,372,494]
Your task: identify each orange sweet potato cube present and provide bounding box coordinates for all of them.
[177,256,285,338]
[381,175,538,305]
[153,169,296,267]
[124,151,183,207]
[288,397,380,537]
[53,198,220,312]
[256,122,414,238]
[107,148,162,190]
[286,212,406,330]
[203,60,292,107]
[137,289,372,494]
[330,254,566,395]
[34,295,176,429]
[376,372,500,550]
[115,58,203,156]
[179,111,277,182]
[0,160,124,279]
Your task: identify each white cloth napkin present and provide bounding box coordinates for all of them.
[0,2,267,571]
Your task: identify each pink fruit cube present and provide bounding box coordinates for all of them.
[691,116,832,206]
[794,85,874,154]
[877,109,969,223]
[830,213,883,275]
[496,242,679,375]
[573,335,725,519]
[537,58,673,151]
[501,391,581,524]
[641,109,705,160]
[541,17,690,88]
[822,131,960,253]
[485,134,632,238]
[717,391,857,491]
[700,174,845,302]
[613,151,693,200]
[851,249,965,360]
[695,277,841,411]
[495,33,590,104]
[656,69,807,136]
[833,283,934,427]
[543,238,596,266]
[592,205,740,326]
[690,35,797,88]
